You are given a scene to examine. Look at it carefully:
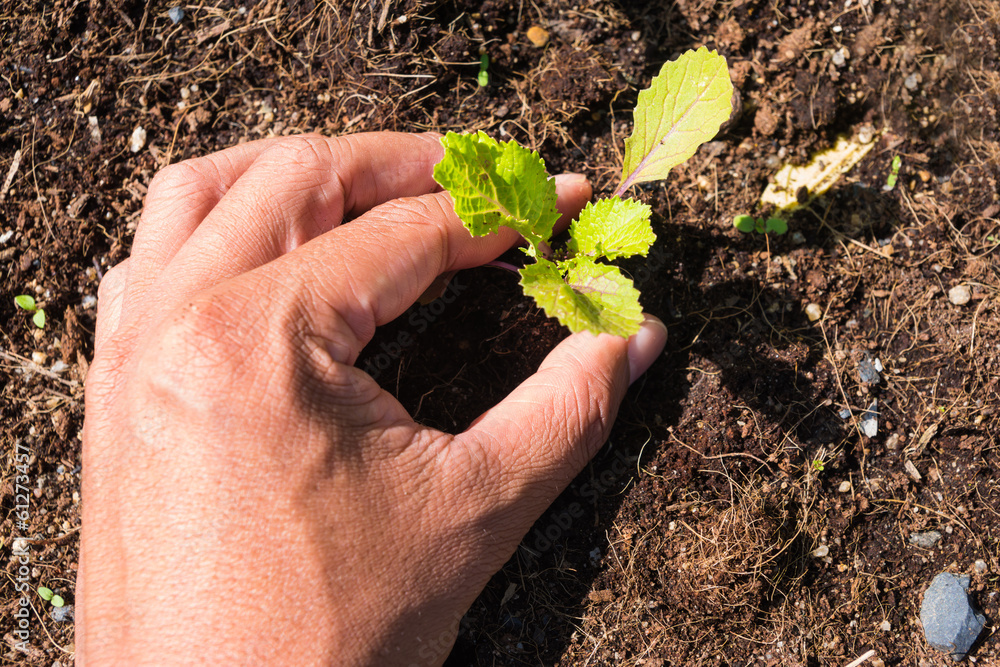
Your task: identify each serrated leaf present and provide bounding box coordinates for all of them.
[568,197,655,259]
[616,47,735,195]
[519,258,643,337]
[433,131,559,256]
[15,294,36,311]
[32,308,46,329]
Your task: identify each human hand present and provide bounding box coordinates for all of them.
[79,132,666,665]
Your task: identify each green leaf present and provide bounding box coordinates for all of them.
[733,214,756,233]
[38,587,54,601]
[568,197,655,259]
[764,217,788,235]
[15,294,36,311]
[51,594,65,608]
[617,47,735,195]
[33,308,46,329]
[519,258,644,337]
[433,131,559,257]
[478,54,490,87]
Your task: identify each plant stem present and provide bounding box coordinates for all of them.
[485,260,521,273]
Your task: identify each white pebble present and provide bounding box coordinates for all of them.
[812,544,830,558]
[805,303,823,321]
[948,284,971,305]
[129,125,147,153]
[0,230,14,244]
[838,481,852,493]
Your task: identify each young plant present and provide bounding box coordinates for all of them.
[37,586,65,608]
[733,214,787,236]
[434,47,734,337]
[14,294,46,329]
[883,155,901,191]
[477,53,489,87]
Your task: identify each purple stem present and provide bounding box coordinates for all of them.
[485,260,521,273]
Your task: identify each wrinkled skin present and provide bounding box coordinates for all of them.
[78,132,666,665]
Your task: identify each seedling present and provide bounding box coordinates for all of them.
[14,294,46,329]
[477,53,489,87]
[811,459,825,472]
[733,214,787,235]
[434,47,734,336]
[883,155,901,191]
[37,586,65,607]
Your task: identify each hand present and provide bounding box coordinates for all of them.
[79,132,666,665]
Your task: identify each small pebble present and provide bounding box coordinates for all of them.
[832,47,849,66]
[526,25,549,47]
[880,620,892,632]
[910,531,943,549]
[805,303,823,321]
[921,573,985,660]
[167,6,184,24]
[812,544,830,558]
[0,229,14,244]
[32,351,47,365]
[51,604,74,623]
[974,560,987,573]
[630,30,641,41]
[129,125,147,153]
[838,481,852,493]
[50,360,68,374]
[948,285,971,306]
[82,294,98,309]
[904,72,921,91]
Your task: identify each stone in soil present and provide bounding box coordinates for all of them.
[920,573,986,661]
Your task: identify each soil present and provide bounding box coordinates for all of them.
[1,1,998,665]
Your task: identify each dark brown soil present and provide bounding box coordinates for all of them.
[2,1,998,665]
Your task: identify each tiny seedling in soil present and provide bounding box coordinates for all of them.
[733,214,788,236]
[434,47,735,337]
[883,155,901,191]
[37,586,65,607]
[477,53,489,87]
[14,294,46,329]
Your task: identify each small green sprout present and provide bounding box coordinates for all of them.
[14,294,46,329]
[734,214,787,235]
[38,586,65,607]
[883,155,902,191]
[811,459,825,472]
[435,48,735,336]
[477,53,489,87]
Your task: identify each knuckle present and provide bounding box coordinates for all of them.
[146,158,217,201]
[138,296,264,416]
[96,262,127,304]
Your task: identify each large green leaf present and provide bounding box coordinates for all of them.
[616,47,735,195]
[519,258,644,337]
[432,131,559,256]
[568,196,655,259]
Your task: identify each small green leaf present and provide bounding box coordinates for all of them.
[733,214,756,233]
[32,308,46,329]
[478,54,490,87]
[617,47,735,195]
[38,587,54,601]
[15,294,36,311]
[568,197,655,259]
[765,217,788,235]
[51,595,65,608]
[433,131,559,257]
[520,258,644,337]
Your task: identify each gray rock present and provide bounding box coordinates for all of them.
[50,604,74,623]
[910,530,943,549]
[167,6,184,24]
[920,573,985,661]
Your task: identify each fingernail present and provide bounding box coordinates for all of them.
[627,314,667,384]
[554,172,589,186]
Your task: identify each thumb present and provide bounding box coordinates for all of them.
[457,314,666,508]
